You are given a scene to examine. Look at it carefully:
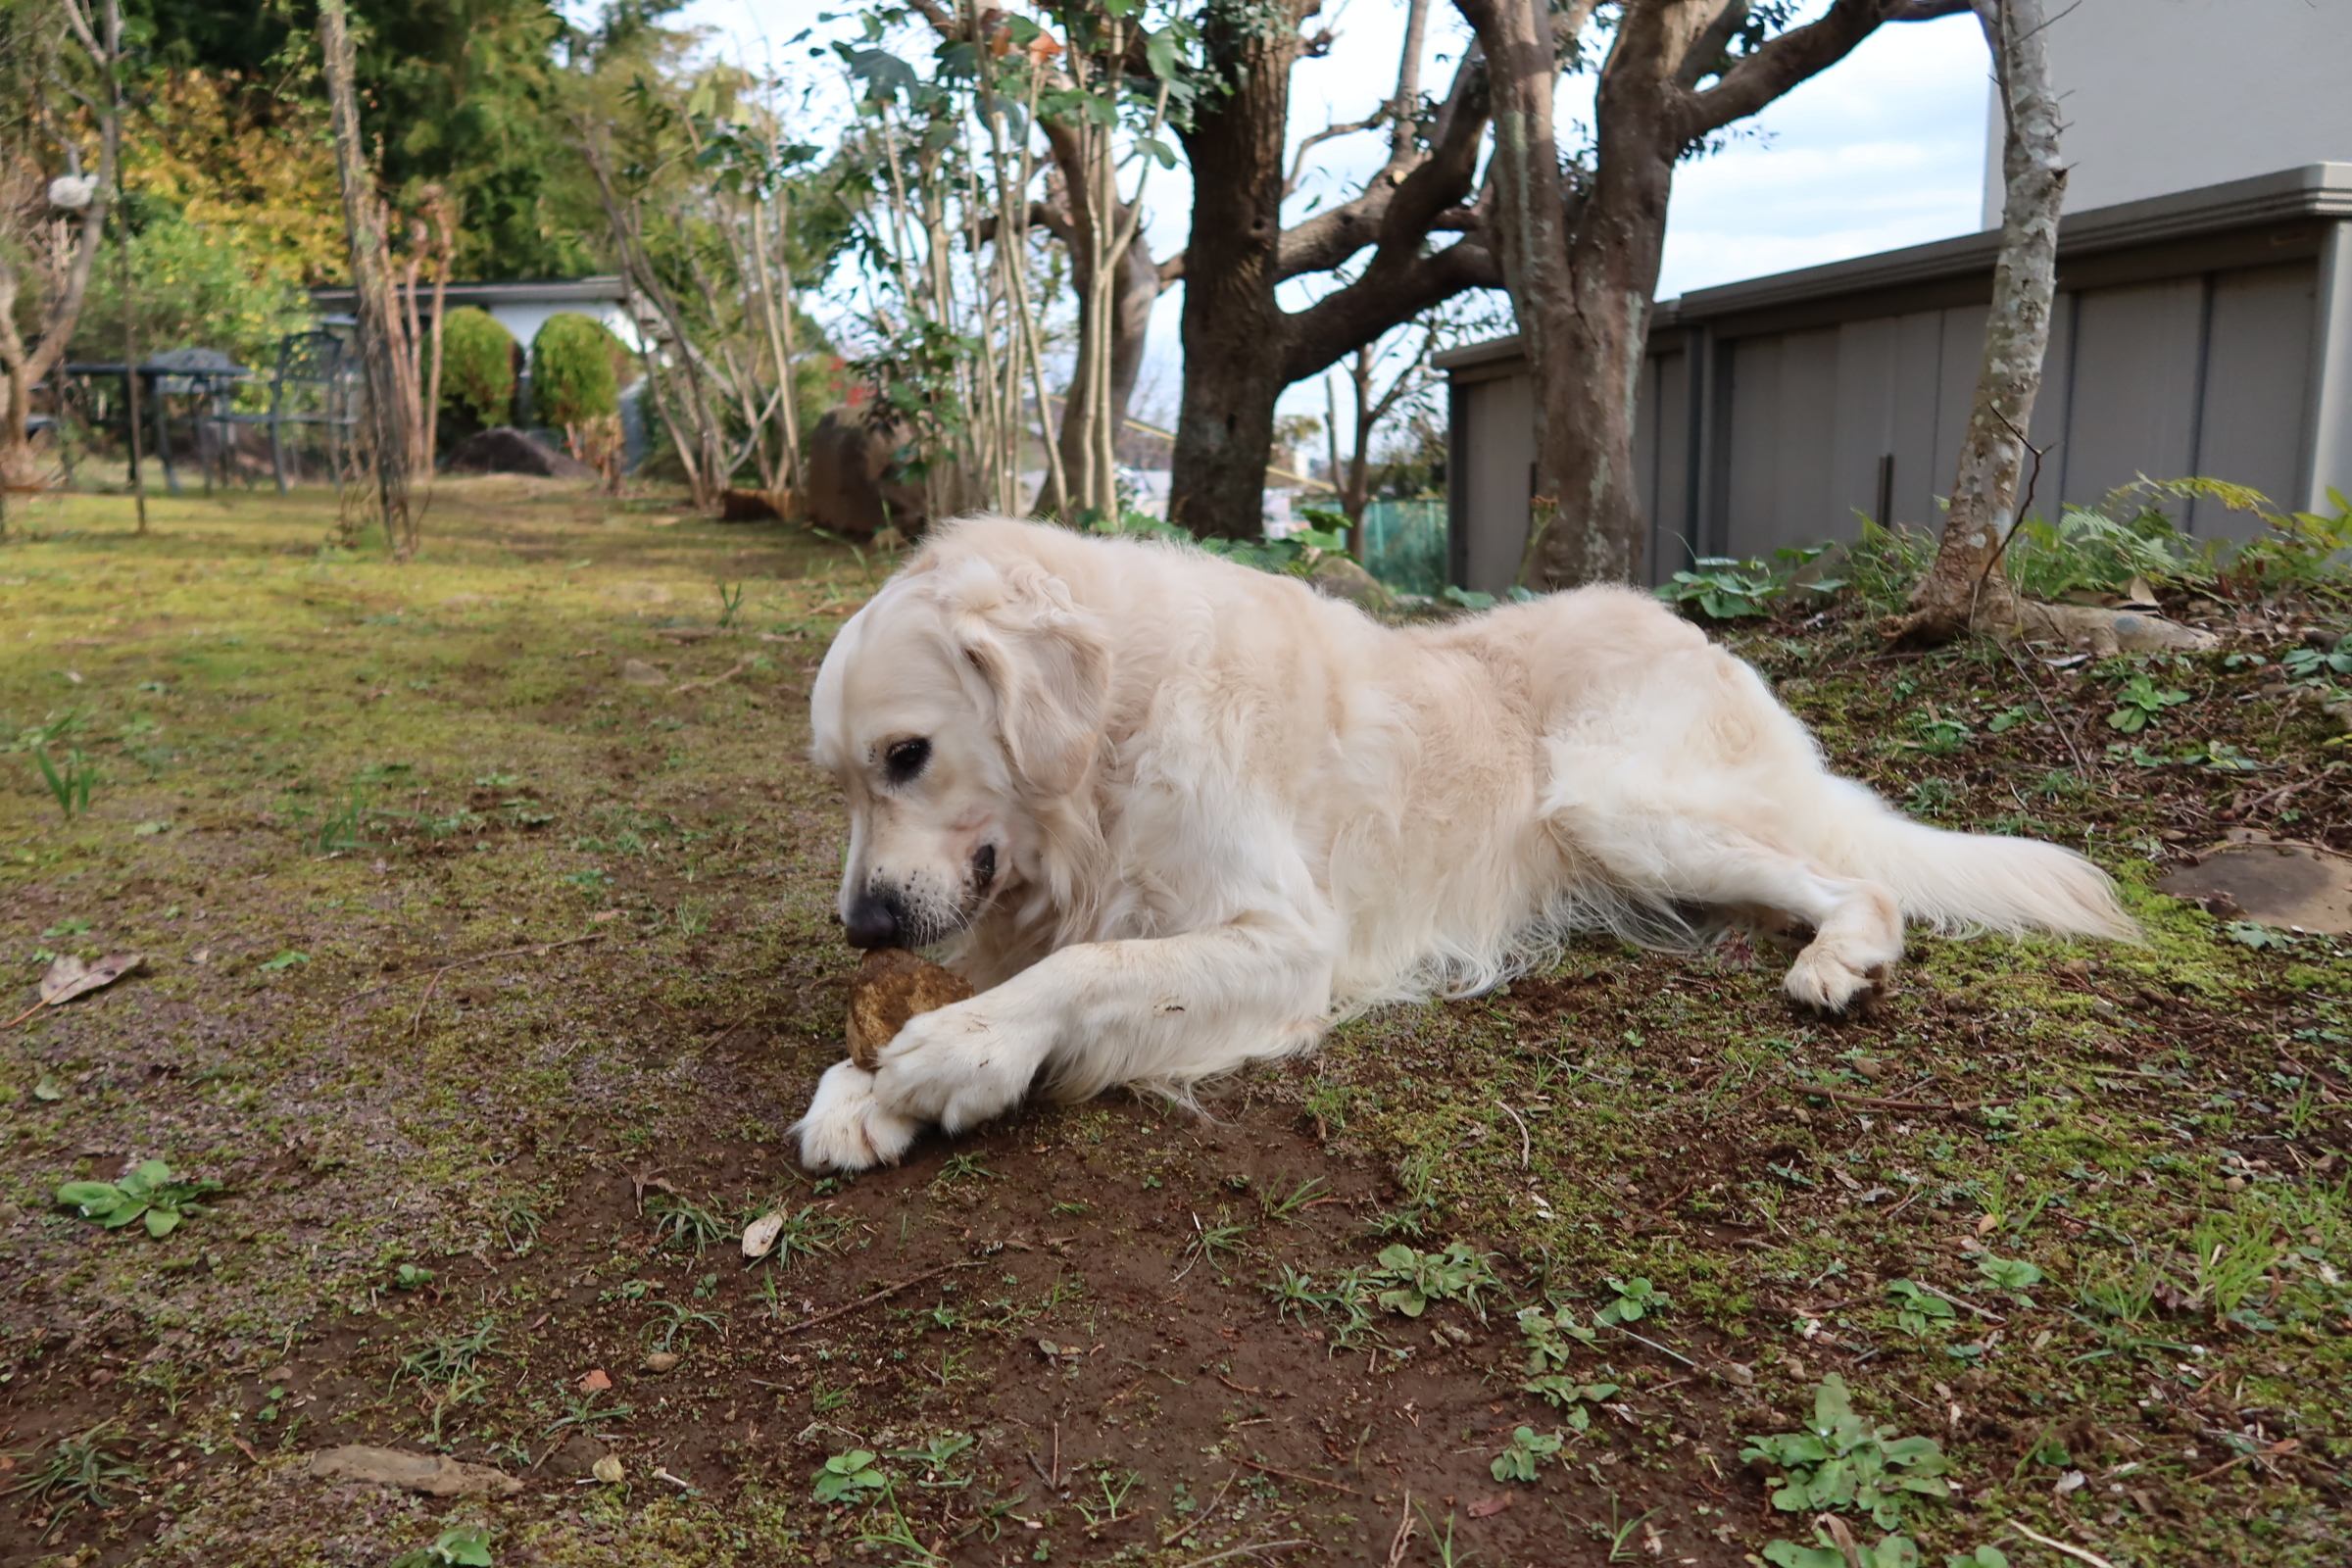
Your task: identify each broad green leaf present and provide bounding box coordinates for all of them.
[1763,1544,1846,1568]
[145,1207,181,1238]
[57,1181,125,1214]
[1812,1372,1857,1432]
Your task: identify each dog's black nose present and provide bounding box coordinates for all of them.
[844,892,900,949]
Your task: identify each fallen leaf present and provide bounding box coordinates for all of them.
[590,909,621,924]
[39,954,144,1008]
[1467,1494,1510,1518]
[1976,1212,2000,1236]
[32,1074,63,1102]
[577,1368,612,1393]
[742,1209,786,1259]
[592,1454,625,1484]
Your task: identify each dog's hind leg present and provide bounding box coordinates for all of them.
[1544,768,1904,1011]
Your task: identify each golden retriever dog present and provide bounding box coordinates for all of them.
[791,514,2131,1170]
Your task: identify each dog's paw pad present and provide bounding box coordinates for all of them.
[791,1060,921,1172]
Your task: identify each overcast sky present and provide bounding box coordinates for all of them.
[666,0,1995,426]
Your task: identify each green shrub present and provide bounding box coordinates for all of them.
[530,313,625,426]
[1657,544,1844,620]
[2004,489,2214,602]
[2003,476,2351,604]
[438,307,516,426]
[1839,517,1936,613]
[67,207,311,377]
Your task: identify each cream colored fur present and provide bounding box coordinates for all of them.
[791,514,2132,1170]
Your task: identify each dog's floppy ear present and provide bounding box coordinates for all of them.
[951,562,1109,797]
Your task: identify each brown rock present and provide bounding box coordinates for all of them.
[440,426,594,480]
[2157,840,2352,934]
[720,487,797,522]
[805,409,929,542]
[1307,553,1396,613]
[545,1432,610,1479]
[847,948,975,1070]
[306,1446,522,1496]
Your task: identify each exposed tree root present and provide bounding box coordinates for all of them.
[1881,596,2217,657]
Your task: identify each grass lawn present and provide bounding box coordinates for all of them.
[2,482,2346,1567]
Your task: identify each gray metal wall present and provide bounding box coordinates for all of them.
[1705,261,2319,551]
[1450,256,2326,588]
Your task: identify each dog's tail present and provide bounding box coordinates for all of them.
[1815,779,2137,941]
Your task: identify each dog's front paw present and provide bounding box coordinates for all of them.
[872,1004,1041,1136]
[1782,948,1886,1013]
[791,1059,921,1172]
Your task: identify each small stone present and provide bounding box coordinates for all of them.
[547,1432,610,1478]
[742,1210,786,1260]
[2224,1175,2246,1193]
[643,1350,681,1373]
[620,659,667,686]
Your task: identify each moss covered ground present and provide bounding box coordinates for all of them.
[1,483,2346,1568]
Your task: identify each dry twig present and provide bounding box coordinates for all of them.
[781,1260,983,1335]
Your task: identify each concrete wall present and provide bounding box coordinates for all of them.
[1984,0,2352,226]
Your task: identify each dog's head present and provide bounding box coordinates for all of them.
[809,541,1108,950]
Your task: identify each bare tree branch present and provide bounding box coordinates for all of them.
[1277,40,1488,282]
[1678,0,1971,138]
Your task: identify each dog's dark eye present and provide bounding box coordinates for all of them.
[884,737,931,784]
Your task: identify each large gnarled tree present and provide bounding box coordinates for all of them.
[1454,0,1972,587]
[1170,0,1500,537]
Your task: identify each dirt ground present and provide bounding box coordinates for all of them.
[2,483,2347,1568]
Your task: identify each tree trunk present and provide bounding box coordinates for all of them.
[1036,225,1160,518]
[319,0,414,556]
[0,0,123,528]
[1889,0,2063,638]
[1520,112,1673,585]
[1881,0,2211,655]
[1461,0,1975,589]
[1167,1,1314,540]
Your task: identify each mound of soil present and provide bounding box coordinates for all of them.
[441,425,594,479]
